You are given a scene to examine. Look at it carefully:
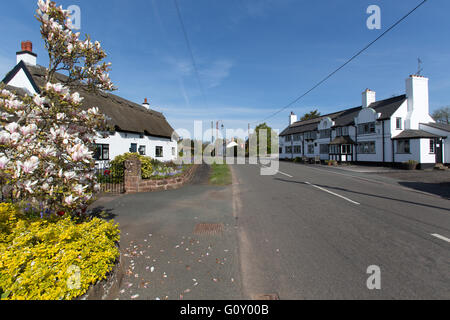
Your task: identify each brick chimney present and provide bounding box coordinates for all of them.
[16,41,37,66]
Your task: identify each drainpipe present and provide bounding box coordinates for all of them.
[302,134,305,157]
[382,120,385,163]
[354,125,358,163]
[291,135,294,160]
[392,139,395,166]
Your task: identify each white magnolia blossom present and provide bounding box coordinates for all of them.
[5,122,19,133]
[0,0,114,215]
[0,156,9,169]
[21,156,40,174]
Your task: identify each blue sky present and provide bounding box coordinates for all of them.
[0,0,449,138]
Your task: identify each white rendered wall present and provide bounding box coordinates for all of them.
[393,139,421,163]
[7,68,37,94]
[17,53,36,66]
[419,124,449,164]
[95,131,178,162]
[405,76,435,129]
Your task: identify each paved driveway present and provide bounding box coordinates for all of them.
[90,165,243,300]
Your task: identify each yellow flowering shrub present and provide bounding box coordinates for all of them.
[0,203,120,300]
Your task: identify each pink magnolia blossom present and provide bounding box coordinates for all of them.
[64,195,78,206]
[0,131,11,144]
[33,95,46,106]
[0,156,9,170]
[19,124,38,137]
[70,143,92,162]
[64,171,76,180]
[23,180,38,194]
[22,156,40,174]
[5,122,19,133]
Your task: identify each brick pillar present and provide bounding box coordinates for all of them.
[124,156,141,193]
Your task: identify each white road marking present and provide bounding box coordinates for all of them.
[260,164,293,178]
[305,182,361,205]
[277,170,293,178]
[431,233,450,243]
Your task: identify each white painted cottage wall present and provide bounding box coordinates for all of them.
[419,138,436,164]
[419,124,449,164]
[7,69,37,94]
[95,132,177,162]
[394,139,421,163]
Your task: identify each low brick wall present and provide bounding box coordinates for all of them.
[124,156,198,194]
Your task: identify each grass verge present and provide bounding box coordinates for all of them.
[209,163,232,186]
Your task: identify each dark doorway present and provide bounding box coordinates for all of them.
[435,138,443,164]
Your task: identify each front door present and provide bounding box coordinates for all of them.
[435,138,443,164]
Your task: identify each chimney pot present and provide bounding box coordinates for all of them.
[21,41,33,52]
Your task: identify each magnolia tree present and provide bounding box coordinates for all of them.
[0,0,115,216]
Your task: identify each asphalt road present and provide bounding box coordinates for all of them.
[231,161,450,299]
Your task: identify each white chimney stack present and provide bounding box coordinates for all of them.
[16,41,37,66]
[289,111,297,125]
[405,75,433,129]
[406,75,429,113]
[362,89,376,108]
[142,98,150,109]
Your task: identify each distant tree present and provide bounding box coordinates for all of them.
[247,123,278,155]
[432,106,450,124]
[301,110,321,121]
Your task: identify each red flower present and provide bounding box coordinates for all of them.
[57,211,65,217]
[104,169,111,176]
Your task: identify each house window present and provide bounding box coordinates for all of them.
[357,141,376,154]
[138,145,146,156]
[358,122,376,135]
[307,144,314,154]
[429,139,435,154]
[279,147,283,154]
[319,129,331,139]
[285,135,292,142]
[336,128,342,137]
[294,146,302,154]
[94,144,110,161]
[397,139,410,154]
[320,144,329,154]
[396,118,402,130]
[293,134,302,141]
[130,143,137,153]
[305,131,317,140]
[172,147,176,156]
[285,146,292,154]
[342,127,349,136]
[341,144,352,154]
[329,145,338,154]
[156,146,163,158]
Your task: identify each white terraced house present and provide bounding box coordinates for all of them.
[1,41,179,164]
[279,74,449,168]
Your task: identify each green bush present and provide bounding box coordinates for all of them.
[0,203,120,300]
[109,153,153,180]
[293,157,301,163]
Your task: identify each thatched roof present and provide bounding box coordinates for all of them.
[2,63,176,139]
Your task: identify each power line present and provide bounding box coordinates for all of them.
[253,0,429,125]
[173,0,208,106]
